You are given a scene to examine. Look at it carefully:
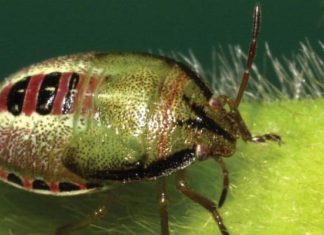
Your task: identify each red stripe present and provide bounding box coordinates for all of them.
[157,74,187,157]
[50,182,60,193]
[0,169,8,179]
[0,83,13,112]
[82,77,101,113]
[23,177,33,189]
[52,73,72,115]
[23,74,45,116]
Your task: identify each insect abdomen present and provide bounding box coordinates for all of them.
[0,72,82,116]
[0,167,103,195]
[0,69,103,195]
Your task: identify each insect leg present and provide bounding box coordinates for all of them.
[235,110,281,144]
[157,177,170,235]
[175,170,229,235]
[251,133,282,144]
[55,195,112,235]
[229,106,282,144]
[214,157,229,208]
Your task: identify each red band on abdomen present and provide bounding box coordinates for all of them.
[23,177,33,189]
[0,84,13,112]
[0,169,8,179]
[52,73,72,115]
[50,182,60,193]
[23,74,45,116]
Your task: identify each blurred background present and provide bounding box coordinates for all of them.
[0,0,322,82]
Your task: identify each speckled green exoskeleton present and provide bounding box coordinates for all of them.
[0,5,280,235]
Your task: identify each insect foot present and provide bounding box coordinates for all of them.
[251,133,282,144]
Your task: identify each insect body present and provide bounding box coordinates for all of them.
[0,5,280,235]
[0,53,233,192]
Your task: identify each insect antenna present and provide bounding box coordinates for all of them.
[233,4,261,109]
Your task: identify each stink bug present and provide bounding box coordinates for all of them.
[0,4,280,235]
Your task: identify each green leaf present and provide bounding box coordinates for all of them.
[1,99,323,235]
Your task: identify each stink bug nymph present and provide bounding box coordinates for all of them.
[0,5,280,235]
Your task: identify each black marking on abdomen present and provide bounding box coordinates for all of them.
[36,72,61,115]
[59,182,80,192]
[85,182,102,189]
[75,148,196,181]
[7,76,31,115]
[7,173,23,186]
[62,73,79,114]
[182,95,235,142]
[32,179,50,190]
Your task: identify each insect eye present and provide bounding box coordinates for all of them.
[209,97,223,110]
[209,96,231,112]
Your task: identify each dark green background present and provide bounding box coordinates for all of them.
[0,1,322,234]
[0,0,322,79]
